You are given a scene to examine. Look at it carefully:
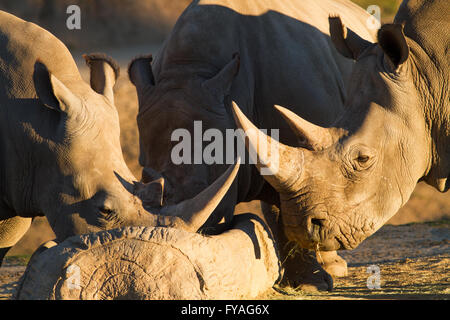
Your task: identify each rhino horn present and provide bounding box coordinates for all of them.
[231,101,304,193]
[274,105,333,150]
[159,159,240,232]
[137,159,240,232]
[135,177,165,207]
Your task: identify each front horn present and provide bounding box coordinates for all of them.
[138,159,240,232]
[231,101,304,193]
[274,105,333,150]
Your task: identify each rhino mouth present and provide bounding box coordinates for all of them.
[285,226,361,251]
[282,212,376,251]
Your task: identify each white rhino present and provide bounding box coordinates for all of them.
[0,10,239,265]
[232,0,449,251]
[128,0,376,290]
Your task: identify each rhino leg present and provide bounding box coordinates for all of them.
[0,215,32,266]
[316,250,348,278]
[0,247,9,266]
[260,202,333,292]
[278,243,333,292]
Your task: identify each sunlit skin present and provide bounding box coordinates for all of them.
[233,10,448,250]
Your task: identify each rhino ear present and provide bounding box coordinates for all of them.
[202,53,240,100]
[33,61,82,114]
[377,23,409,70]
[128,54,155,91]
[135,177,165,207]
[329,15,372,60]
[83,53,119,104]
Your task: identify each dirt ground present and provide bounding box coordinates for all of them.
[266,220,449,300]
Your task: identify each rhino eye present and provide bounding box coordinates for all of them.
[356,155,370,163]
[99,206,114,215]
[349,145,376,171]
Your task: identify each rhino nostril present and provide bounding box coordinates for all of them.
[311,218,325,228]
[305,217,327,243]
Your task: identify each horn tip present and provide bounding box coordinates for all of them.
[273,104,288,112]
[231,100,239,112]
[274,104,297,120]
[231,101,245,127]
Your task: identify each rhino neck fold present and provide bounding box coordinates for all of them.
[394,0,449,191]
[407,40,450,192]
[0,111,60,216]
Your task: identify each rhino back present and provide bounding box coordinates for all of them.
[153,0,376,129]
[0,10,80,101]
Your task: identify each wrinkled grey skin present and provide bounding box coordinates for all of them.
[234,0,449,252]
[129,0,375,289]
[0,11,154,264]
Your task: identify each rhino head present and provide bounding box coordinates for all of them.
[231,13,449,251]
[128,53,242,229]
[32,54,239,240]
